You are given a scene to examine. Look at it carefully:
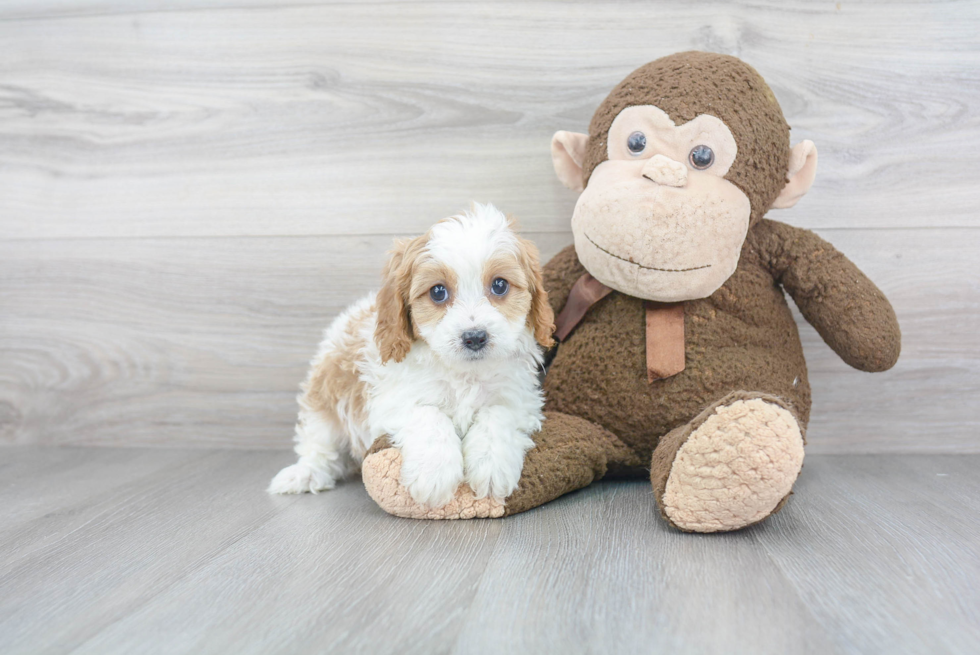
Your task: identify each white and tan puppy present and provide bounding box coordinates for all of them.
[268,203,554,508]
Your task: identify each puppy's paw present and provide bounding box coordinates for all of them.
[267,463,335,495]
[464,449,524,502]
[463,430,530,502]
[399,445,464,508]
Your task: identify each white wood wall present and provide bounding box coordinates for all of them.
[1,1,977,453]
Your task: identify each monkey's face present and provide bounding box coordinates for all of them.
[552,53,817,302]
[570,105,750,302]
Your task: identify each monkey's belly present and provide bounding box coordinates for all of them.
[542,293,811,461]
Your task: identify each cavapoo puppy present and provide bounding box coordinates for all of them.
[269,203,554,507]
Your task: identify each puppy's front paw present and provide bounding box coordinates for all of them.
[464,453,523,502]
[399,445,464,508]
[267,463,335,495]
[463,434,529,502]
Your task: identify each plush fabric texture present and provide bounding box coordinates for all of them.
[582,51,790,226]
[653,393,805,533]
[500,411,644,516]
[543,228,810,460]
[543,219,901,452]
[535,218,899,526]
[756,219,901,372]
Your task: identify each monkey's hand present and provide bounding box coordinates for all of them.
[756,218,901,372]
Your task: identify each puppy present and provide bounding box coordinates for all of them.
[268,203,554,507]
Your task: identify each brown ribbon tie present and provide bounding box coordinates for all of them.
[644,300,686,382]
[554,273,613,342]
[554,273,686,383]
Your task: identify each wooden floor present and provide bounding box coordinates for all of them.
[1,448,977,655]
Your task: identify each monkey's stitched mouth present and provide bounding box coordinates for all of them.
[585,233,711,273]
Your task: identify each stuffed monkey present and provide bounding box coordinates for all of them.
[362,51,901,532]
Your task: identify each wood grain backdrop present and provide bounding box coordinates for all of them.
[1,0,977,452]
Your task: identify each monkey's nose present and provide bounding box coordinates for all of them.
[642,154,688,187]
[461,329,489,351]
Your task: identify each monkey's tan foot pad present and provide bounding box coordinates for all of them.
[361,447,505,519]
[662,398,804,533]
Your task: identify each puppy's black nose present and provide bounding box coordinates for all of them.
[461,329,488,351]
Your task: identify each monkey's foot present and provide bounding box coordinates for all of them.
[652,394,805,533]
[362,446,505,520]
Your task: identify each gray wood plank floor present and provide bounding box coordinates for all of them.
[1,448,977,655]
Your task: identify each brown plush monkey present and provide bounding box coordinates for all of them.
[362,51,901,532]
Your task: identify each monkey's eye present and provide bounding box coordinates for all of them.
[626,131,647,155]
[689,145,714,170]
[429,285,449,303]
[490,278,509,296]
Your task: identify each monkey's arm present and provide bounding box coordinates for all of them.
[542,244,587,317]
[753,219,901,372]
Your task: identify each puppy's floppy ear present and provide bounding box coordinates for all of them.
[375,235,425,364]
[516,236,555,348]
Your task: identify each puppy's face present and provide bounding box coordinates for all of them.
[375,205,554,365]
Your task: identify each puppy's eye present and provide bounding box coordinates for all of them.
[490,278,509,296]
[627,131,647,155]
[689,144,714,170]
[429,284,449,303]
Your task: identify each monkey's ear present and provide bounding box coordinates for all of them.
[551,131,589,192]
[772,140,818,209]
